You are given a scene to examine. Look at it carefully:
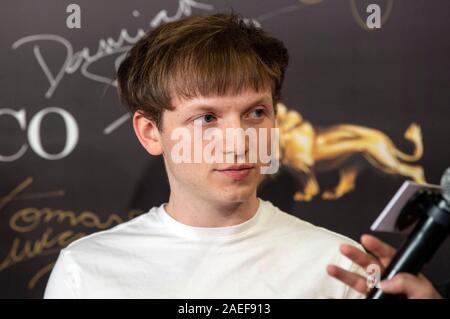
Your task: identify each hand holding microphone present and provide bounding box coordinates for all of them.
[328,166,450,299]
[327,234,443,299]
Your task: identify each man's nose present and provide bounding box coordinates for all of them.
[221,118,249,157]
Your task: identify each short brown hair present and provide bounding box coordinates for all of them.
[117,12,289,130]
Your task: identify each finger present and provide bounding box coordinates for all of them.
[327,264,368,295]
[340,244,380,270]
[380,273,440,299]
[360,234,397,267]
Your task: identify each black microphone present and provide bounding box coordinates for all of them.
[367,167,450,299]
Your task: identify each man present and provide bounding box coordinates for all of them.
[327,234,445,299]
[44,13,364,299]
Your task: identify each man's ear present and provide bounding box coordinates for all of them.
[133,111,163,156]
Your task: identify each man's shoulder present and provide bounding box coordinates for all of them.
[62,206,160,255]
[266,200,361,249]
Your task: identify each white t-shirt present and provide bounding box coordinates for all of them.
[44,198,365,299]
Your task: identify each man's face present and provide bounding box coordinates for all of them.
[158,89,276,205]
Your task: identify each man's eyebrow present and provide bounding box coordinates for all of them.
[187,96,273,113]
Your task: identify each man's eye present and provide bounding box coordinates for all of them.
[248,108,265,119]
[194,114,216,125]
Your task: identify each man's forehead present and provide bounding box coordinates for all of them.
[171,91,273,111]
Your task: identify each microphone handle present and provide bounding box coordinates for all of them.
[367,200,450,299]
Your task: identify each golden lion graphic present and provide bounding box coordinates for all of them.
[276,103,426,201]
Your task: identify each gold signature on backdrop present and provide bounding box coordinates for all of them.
[0,177,144,290]
[276,103,425,201]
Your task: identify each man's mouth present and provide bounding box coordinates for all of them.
[214,164,255,180]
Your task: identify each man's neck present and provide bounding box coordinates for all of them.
[164,193,259,228]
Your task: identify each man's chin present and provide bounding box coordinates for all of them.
[213,186,256,204]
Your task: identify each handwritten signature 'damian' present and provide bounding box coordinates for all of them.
[10,0,214,134]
